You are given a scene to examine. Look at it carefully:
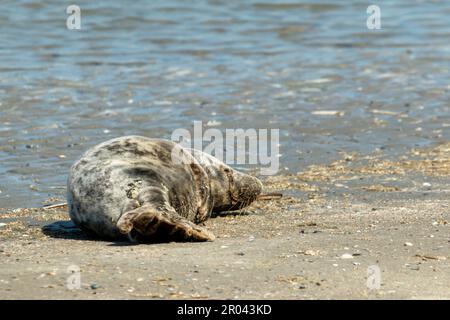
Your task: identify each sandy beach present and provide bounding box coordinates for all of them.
[1,0,450,300]
[1,142,449,299]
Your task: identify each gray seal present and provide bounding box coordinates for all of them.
[67,136,262,242]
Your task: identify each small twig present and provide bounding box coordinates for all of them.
[43,202,68,210]
[256,193,283,201]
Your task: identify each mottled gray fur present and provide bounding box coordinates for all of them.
[67,136,262,242]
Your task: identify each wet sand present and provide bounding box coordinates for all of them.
[1,143,449,299]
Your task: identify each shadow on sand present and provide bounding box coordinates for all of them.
[41,220,95,241]
[41,221,136,246]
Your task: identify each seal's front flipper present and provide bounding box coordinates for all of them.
[117,205,215,242]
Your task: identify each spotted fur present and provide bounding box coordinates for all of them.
[67,136,262,242]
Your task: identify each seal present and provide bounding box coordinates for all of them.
[67,136,262,242]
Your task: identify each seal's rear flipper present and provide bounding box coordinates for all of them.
[117,205,215,242]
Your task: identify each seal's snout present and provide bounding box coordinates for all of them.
[231,173,263,207]
[235,175,262,197]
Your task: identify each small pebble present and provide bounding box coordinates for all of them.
[340,253,353,259]
[404,242,413,247]
[90,283,99,290]
[304,249,319,256]
[248,236,255,242]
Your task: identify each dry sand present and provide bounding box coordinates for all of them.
[1,143,450,299]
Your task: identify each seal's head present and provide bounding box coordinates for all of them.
[189,150,262,212]
[218,167,263,212]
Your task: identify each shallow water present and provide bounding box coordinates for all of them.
[1,0,450,207]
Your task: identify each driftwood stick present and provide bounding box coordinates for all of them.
[43,202,68,210]
[256,193,283,201]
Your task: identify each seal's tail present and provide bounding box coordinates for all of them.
[117,205,215,243]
